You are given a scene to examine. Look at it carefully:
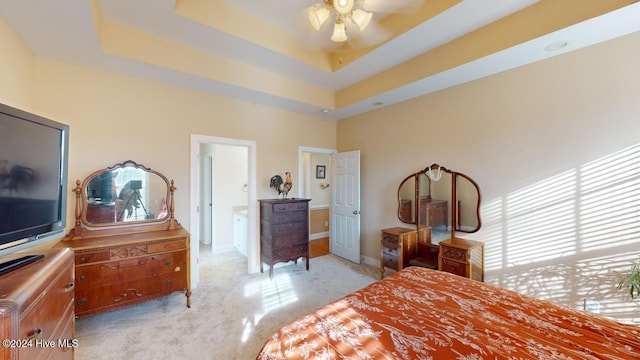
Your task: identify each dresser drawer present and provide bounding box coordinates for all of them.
[270,210,308,224]
[75,250,110,265]
[148,238,186,253]
[76,251,186,287]
[440,245,467,262]
[382,254,398,270]
[271,243,308,262]
[75,269,187,316]
[272,222,308,236]
[382,238,398,250]
[19,262,75,347]
[273,202,308,212]
[75,278,150,313]
[382,246,399,257]
[271,233,309,248]
[19,303,75,360]
[440,257,467,277]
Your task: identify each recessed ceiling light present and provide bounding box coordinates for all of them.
[372,101,384,106]
[320,108,330,113]
[545,41,568,52]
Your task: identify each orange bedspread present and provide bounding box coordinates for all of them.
[257,267,640,359]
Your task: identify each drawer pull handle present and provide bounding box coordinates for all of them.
[64,282,75,292]
[26,328,43,341]
[113,288,144,303]
[165,279,172,286]
[165,260,172,266]
[78,275,87,282]
[78,298,88,305]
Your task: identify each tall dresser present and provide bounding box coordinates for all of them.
[0,248,76,359]
[259,198,311,278]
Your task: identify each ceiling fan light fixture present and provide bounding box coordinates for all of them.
[333,0,355,15]
[351,9,372,31]
[331,18,348,42]
[309,7,331,31]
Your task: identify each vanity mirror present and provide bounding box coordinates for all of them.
[397,163,481,240]
[383,164,483,280]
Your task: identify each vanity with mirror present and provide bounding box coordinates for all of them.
[382,164,483,281]
[58,160,191,318]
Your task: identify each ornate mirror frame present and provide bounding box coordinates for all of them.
[67,160,178,238]
[397,163,481,239]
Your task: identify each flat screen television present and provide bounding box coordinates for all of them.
[0,103,69,258]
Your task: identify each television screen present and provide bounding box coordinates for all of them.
[0,104,69,256]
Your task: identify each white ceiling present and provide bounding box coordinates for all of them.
[1,0,639,120]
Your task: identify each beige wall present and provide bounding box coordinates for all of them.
[338,32,640,322]
[28,58,336,232]
[0,14,34,109]
[310,208,329,235]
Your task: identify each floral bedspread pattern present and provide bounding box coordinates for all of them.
[257,267,640,359]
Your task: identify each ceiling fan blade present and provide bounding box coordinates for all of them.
[361,0,426,15]
[343,20,393,49]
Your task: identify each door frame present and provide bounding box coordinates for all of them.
[298,146,336,253]
[297,146,337,198]
[190,135,258,287]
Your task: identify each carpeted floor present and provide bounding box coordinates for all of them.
[74,251,379,360]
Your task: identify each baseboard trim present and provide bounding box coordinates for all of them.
[361,255,378,267]
[310,232,329,240]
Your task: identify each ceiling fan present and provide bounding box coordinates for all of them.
[308,0,372,42]
[305,0,425,48]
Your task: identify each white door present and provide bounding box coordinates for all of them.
[331,150,361,263]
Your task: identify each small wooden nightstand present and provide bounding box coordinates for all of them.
[380,227,417,279]
[438,238,484,281]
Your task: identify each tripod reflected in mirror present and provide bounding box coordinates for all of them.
[118,180,153,221]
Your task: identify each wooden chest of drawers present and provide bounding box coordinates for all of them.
[259,198,311,278]
[438,237,484,281]
[0,248,75,360]
[419,198,448,230]
[380,227,418,279]
[60,228,191,317]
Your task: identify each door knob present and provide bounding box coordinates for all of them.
[353,210,360,215]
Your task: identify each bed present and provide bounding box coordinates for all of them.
[257,267,640,359]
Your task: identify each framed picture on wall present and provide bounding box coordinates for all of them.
[316,165,326,179]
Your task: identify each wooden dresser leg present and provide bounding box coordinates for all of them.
[185,290,191,308]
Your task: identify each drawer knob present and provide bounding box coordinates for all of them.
[165,279,172,286]
[78,275,87,282]
[78,298,88,305]
[64,282,75,292]
[165,260,172,266]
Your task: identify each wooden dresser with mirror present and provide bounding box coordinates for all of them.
[383,164,484,280]
[57,160,191,318]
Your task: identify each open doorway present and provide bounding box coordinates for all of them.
[298,147,336,256]
[190,135,258,288]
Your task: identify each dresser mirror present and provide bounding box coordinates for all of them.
[397,164,481,241]
[78,160,171,228]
